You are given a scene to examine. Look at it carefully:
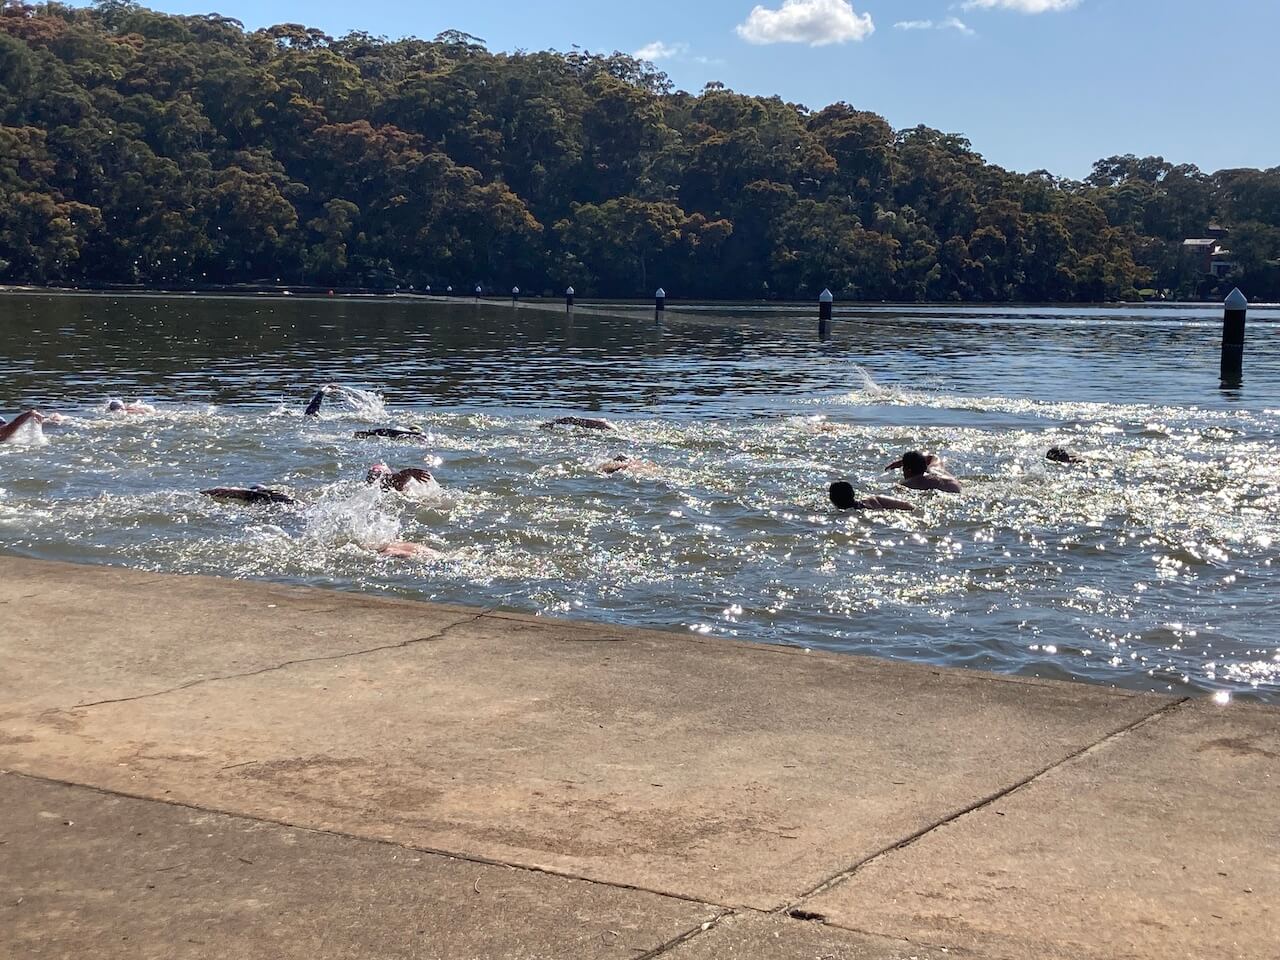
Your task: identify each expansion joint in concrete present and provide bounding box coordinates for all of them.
[778,695,1191,917]
[69,609,494,710]
[634,910,737,959]
[1,769,724,912]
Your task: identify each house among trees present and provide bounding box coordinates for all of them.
[1181,232,1236,279]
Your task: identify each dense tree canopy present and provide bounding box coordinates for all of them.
[2,0,1278,300]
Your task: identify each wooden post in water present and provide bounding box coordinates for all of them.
[474,284,482,302]
[655,287,666,321]
[565,286,575,312]
[1221,288,1247,387]
[819,288,833,340]
[512,286,520,306]
[446,285,453,297]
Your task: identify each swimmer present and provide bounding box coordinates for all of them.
[598,455,659,476]
[107,399,157,415]
[828,482,915,512]
[0,410,46,443]
[541,416,614,432]
[885,450,962,493]
[353,427,425,440]
[366,463,435,491]
[1046,446,1084,464]
[201,485,299,506]
[374,541,445,560]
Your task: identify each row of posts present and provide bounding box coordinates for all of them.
[426,283,1253,386]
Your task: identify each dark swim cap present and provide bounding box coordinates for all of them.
[901,450,930,475]
[829,481,858,510]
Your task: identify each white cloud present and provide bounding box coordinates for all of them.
[736,0,875,47]
[962,0,1080,12]
[634,40,688,61]
[894,17,974,34]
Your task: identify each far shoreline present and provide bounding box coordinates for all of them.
[1,283,1271,310]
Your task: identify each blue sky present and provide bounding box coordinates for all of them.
[150,0,1278,179]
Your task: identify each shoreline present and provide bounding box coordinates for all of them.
[1,282,1262,309]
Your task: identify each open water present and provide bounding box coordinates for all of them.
[2,292,1277,700]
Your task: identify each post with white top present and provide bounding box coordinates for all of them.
[446,285,453,297]
[565,286,575,312]
[655,287,666,321]
[819,288,833,340]
[512,285,520,306]
[474,284,482,302]
[1220,288,1247,388]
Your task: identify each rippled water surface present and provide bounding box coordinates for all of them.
[2,292,1278,699]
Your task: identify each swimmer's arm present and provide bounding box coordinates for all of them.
[304,384,340,417]
[0,410,42,442]
[395,468,434,488]
[855,495,915,511]
[886,454,940,471]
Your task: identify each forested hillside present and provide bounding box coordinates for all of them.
[2,1,1279,300]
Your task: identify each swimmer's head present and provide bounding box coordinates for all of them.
[900,450,930,477]
[829,481,858,510]
[107,399,125,412]
[1047,446,1074,463]
[365,463,391,484]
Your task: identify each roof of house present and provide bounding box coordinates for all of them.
[1182,238,1218,248]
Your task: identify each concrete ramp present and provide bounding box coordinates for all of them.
[2,557,1276,958]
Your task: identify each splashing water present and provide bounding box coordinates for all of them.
[301,483,403,551]
[333,386,389,421]
[0,418,47,448]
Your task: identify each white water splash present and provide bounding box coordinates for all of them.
[301,483,402,550]
[335,386,389,421]
[0,418,47,447]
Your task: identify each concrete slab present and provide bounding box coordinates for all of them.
[0,771,718,960]
[661,914,976,959]
[0,557,478,712]
[0,558,1167,910]
[806,700,1280,960]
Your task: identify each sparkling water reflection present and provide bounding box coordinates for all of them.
[1,292,1278,699]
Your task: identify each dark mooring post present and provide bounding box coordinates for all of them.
[512,285,520,306]
[819,288,833,340]
[1221,288,1247,387]
[655,287,666,320]
[565,286,575,312]
[474,284,482,302]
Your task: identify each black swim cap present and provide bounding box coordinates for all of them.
[901,450,929,475]
[829,481,858,510]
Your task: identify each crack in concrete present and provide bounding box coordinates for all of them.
[1,768,722,912]
[69,610,494,710]
[779,696,1191,913]
[635,909,736,959]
